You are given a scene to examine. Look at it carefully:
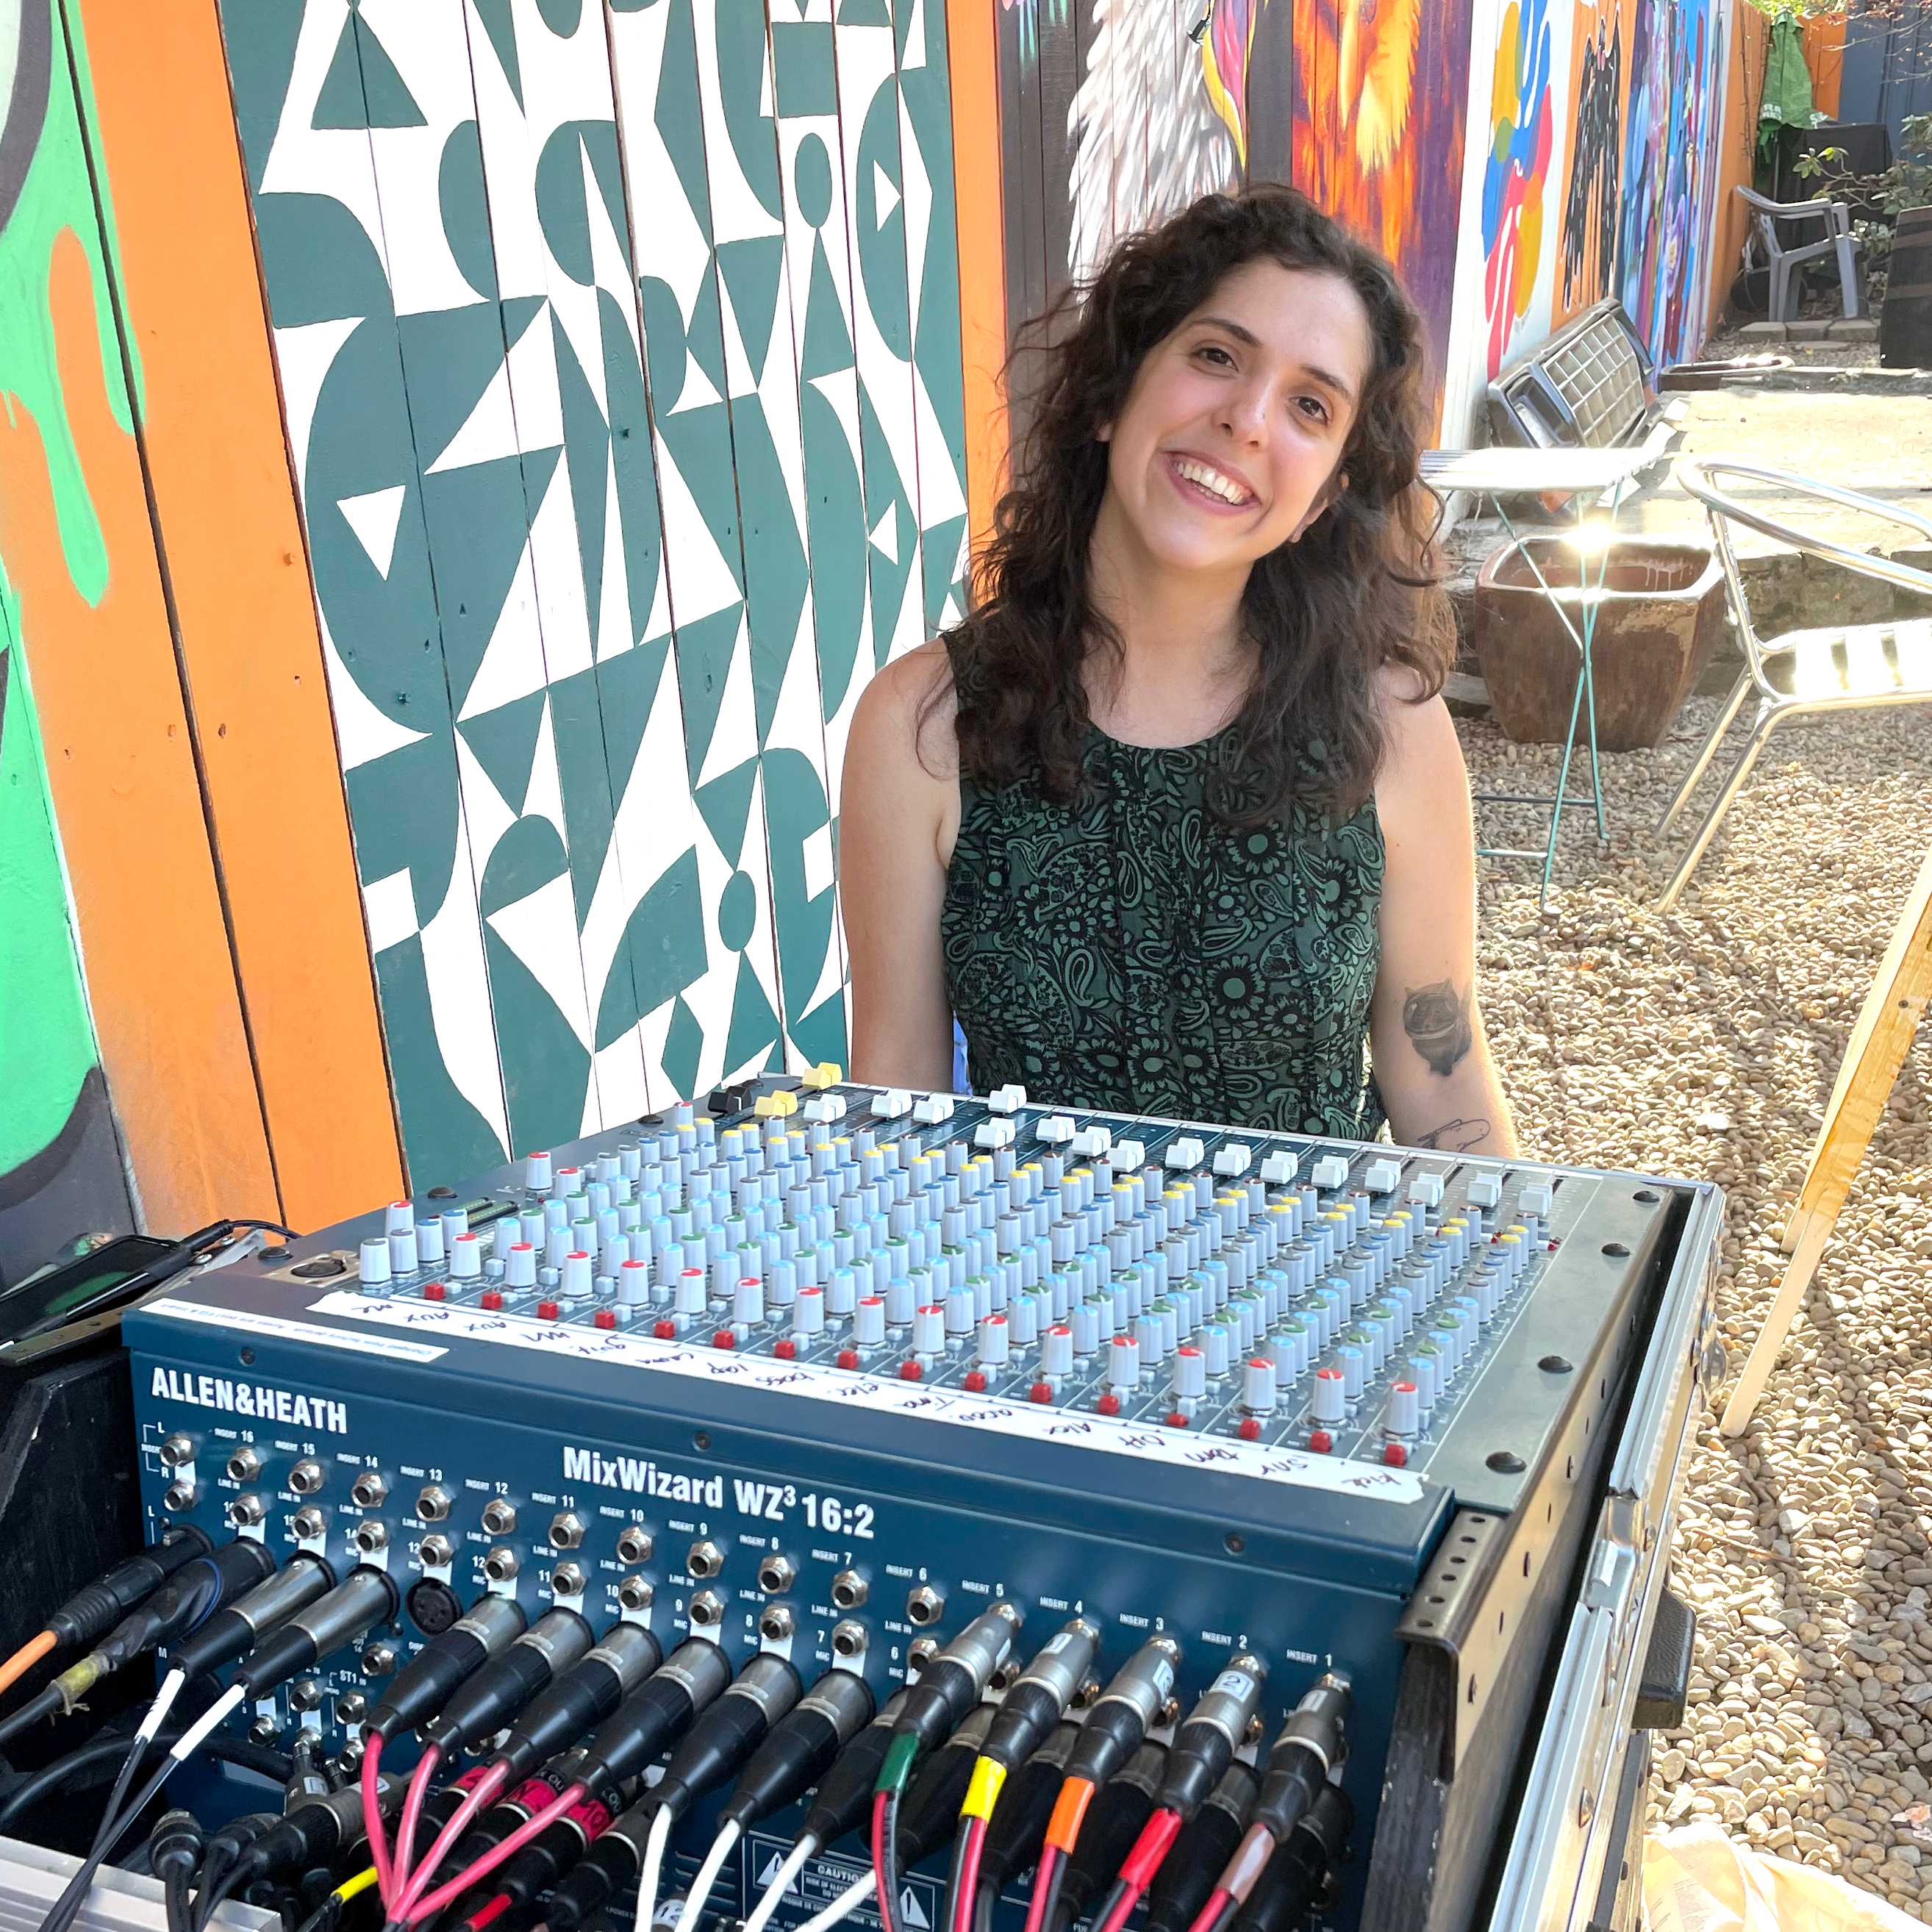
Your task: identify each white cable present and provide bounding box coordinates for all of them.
[670,1820,740,1932]
[167,1681,248,1761]
[138,1668,187,1745]
[632,1806,675,1932]
[742,1833,817,1932]
[793,1871,871,1932]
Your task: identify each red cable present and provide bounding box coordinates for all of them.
[1020,1845,1062,1932]
[1097,1804,1186,1932]
[395,1758,509,1921]
[401,1781,586,1928]
[462,1897,512,1932]
[872,1790,895,1930]
[951,1815,988,1932]
[361,1734,392,1905]
[389,1742,442,1906]
[1182,1888,1235,1932]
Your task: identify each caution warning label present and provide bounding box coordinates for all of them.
[741,1833,942,1932]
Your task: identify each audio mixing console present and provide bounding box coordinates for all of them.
[120,1075,1725,1932]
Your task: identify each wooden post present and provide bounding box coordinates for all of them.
[1721,840,1932,1436]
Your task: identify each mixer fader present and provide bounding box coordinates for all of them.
[122,1073,1722,1932]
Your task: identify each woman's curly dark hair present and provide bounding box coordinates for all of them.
[940,185,1451,823]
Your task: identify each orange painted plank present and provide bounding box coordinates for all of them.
[0,227,278,1233]
[74,0,404,1230]
[947,0,1007,584]
[1803,12,1845,122]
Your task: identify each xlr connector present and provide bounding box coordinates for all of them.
[492,1622,662,1779]
[224,1775,406,1889]
[893,1704,999,1859]
[882,1603,1021,1795]
[1251,1672,1351,1843]
[1142,1764,1259,1932]
[364,1595,526,1739]
[421,1607,594,1753]
[976,1722,1083,1901]
[46,1529,212,1651]
[977,1619,1100,1774]
[649,1653,804,1819]
[798,1688,913,1853]
[1155,1653,1269,1822]
[719,1668,876,1831]
[1230,1785,1354,1932]
[96,1539,279,1673]
[168,1555,337,1683]
[1061,1743,1168,1922]
[235,1567,400,1696]
[572,1638,732,1795]
[1063,1636,1182,1787]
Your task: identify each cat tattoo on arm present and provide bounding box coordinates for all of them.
[1403,981,1475,1078]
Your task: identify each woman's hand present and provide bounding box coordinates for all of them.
[1369,674,1519,1156]
[839,643,960,1093]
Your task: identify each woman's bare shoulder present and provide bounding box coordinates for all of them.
[850,637,960,782]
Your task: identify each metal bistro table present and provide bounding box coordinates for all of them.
[1422,444,1672,904]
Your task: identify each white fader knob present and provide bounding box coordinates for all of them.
[1520,1182,1554,1217]
[1311,1366,1348,1425]
[1387,1380,1421,1439]
[871,1089,913,1120]
[1164,1137,1206,1170]
[1363,1159,1402,1195]
[1041,1324,1074,1379]
[975,1119,1017,1151]
[987,1084,1028,1115]
[1241,1356,1277,1415]
[1212,1143,1253,1178]
[1113,1140,1146,1173]
[1311,1155,1350,1191]
[1037,1115,1076,1146]
[913,1095,955,1124]
[1070,1125,1113,1159]
[1408,1175,1444,1209]
[978,1314,1011,1370]
[1260,1151,1298,1186]
[1466,1176,1503,1209]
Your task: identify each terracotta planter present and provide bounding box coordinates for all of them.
[1474,537,1728,751]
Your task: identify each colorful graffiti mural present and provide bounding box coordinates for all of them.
[1616,0,1727,363]
[1291,0,1478,419]
[1557,1,1625,319]
[1481,0,1558,378]
[0,0,134,1278]
[221,0,969,1181]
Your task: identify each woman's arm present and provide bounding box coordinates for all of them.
[1368,677,1520,1156]
[839,644,959,1092]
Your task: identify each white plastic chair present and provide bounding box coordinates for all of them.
[1653,459,1932,910]
[1735,185,1864,321]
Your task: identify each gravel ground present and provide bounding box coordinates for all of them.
[1460,695,1932,1914]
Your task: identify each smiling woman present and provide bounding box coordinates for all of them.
[838,186,1517,1156]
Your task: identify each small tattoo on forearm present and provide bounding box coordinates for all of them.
[1403,980,1475,1077]
[1414,1117,1492,1152]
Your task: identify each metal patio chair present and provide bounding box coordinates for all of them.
[1653,459,1932,910]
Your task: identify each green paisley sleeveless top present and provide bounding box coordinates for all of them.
[940,717,1388,1139]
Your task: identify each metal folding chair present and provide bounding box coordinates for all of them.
[1654,459,1932,910]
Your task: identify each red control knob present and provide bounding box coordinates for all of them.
[1309,1430,1334,1453]
[423,1281,447,1302]
[654,1318,676,1339]
[1383,1442,1409,1467]
[899,1360,923,1381]
[962,1371,987,1393]
[713,1330,735,1349]
[774,1339,797,1360]
[479,1290,504,1312]
[593,1309,617,1330]
[1237,1417,1262,1442]
[536,1300,559,1322]
[1028,1381,1054,1404]
[837,1348,860,1370]
[1166,1412,1189,1429]
[1095,1392,1120,1417]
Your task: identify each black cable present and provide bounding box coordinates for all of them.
[162,1867,193,1932]
[151,1812,202,1932]
[229,1218,301,1239]
[0,1735,291,1836]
